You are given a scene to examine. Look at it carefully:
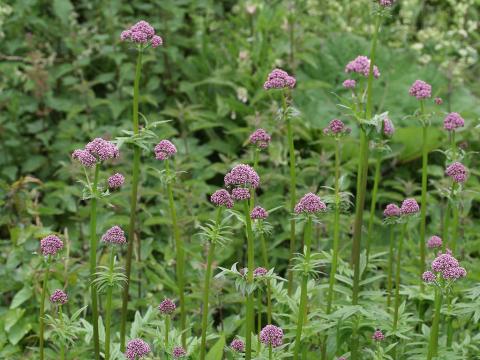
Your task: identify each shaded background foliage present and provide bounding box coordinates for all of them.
[0,0,479,357]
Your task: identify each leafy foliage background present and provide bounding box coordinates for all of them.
[0,0,479,358]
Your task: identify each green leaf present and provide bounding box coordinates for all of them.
[10,287,33,309]
[8,319,31,345]
[52,0,74,23]
[206,334,225,360]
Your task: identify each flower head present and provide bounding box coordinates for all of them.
[120,20,163,49]
[158,298,176,315]
[434,97,443,105]
[345,56,380,78]
[422,271,436,283]
[40,235,64,256]
[445,162,468,183]
[343,79,356,89]
[409,80,432,99]
[85,138,119,161]
[154,140,177,160]
[383,118,394,136]
[443,112,465,131]
[231,187,251,201]
[125,338,151,360]
[224,164,260,189]
[50,289,68,305]
[323,119,351,136]
[294,193,327,214]
[253,267,268,277]
[430,250,467,281]
[249,129,271,149]
[210,189,234,208]
[372,329,385,341]
[230,338,245,352]
[250,206,268,220]
[260,325,283,348]
[108,173,125,190]
[400,198,420,215]
[379,0,394,6]
[101,226,127,245]
[383,203,401,217]
[427,236,442,249]
[172,346,187,358]
[72,149,97,167]
[263,68,296,90]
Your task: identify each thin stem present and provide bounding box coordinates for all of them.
[166,159,186,346]
[90,163,100,360]
[446,293,454,347]
[427,287,442,359]
[451,198,459,253]
[120,49,143,351]
[59,305,65,360]
[284,92,297,296]
[269,344,273,360]
[165,315,170,350]
[244,200,255,360]
[259,231,272,323]
[419,114,428,292]
[104,247,115,360]
[39,257,51,360]
[366,156,382,260]
[386,226,395,310]
[250,149,260,209]
[257,290,262,351]
[393,223,407,331]
[443,202,451,252]
[200,207,222,360]
[293,216,312,360]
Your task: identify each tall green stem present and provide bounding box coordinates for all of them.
[284,93,297,296]
[165,159,186,346]
[89,163,100,359]
[293,216,312,360]
[120,49,143,351]
[427,287,442,359]
[350,15,381,359]
[104,248,115,360]
[200,208,222,359]
[59,305,65,360]
[244,200,255,360]
[250,149,259,209]
[366,156,382,260]
[442,202,451,252]
[393,223,407,331]
[39,257,51,360]
[259,231,272,323]
[419,104,428,292]
[165,315,170,350]
[386,226,395,309]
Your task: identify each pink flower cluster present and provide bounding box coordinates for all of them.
[108,173,125,189]
[250,206,268,220]
[224,164,260,189]
[40,235,64,256]
[343,79,356,89]
[249,128,271,149]
[345,56,380,78]
[260,324,284,348]
[400,198,420,215]
[120,20,163,48]
[210,189,234,208]
[294,193,327,214]
[423,250,467,282]
[253,267,268,277]
[383,203,401,218]
[158,298,176,315]
[409,80,432,99]
[50,289,68,305]
[154,140,177,160]
[434,97,443,105]
[172,346,187,358]
[101,226,127,245]
[230,338,245,352]
[443,112,465,131]
[72,138,119,167]
[383,118,394,136]
[231,187,250,200]
[263,68,296,90]
[323,119,351,136]
[372,329,385,341]
[379,0,395,6]
[427,235,442,249]
[445,162,468,183]
[125,338,151,360]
